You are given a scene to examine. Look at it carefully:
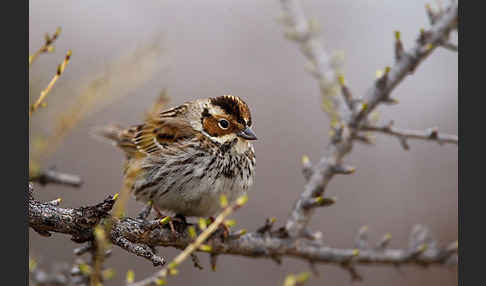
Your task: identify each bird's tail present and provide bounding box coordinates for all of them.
[92,124,125,143]
[91,124,139,157]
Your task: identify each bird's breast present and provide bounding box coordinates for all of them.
[131,144,255,217]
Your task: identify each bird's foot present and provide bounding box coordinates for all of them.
[208,216,230,241]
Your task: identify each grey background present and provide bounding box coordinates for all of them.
[29,0,457,285]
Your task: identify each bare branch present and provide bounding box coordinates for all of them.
[362,122,458,149]
[353,1,457,123]
[257,217,277,234]
[354,226,370,250]
[425,1,458,52]
[279,0,352,123]
[29,27,62,66]
[29,186,457,275]
[29,190,116,243]
[30,50,72,116]
[301,155,313,181]
[284,124,353,237]
[112,235,165,267]
[440,41,458,51]
[30,168,83,188]
[280,0,458,238]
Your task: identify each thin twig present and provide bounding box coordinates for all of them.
[29,27,62,66]
[30,50,72,116]
[440,41,458,51]
[30,168,83,188]
[362,123,458,149]
[279,0,351,123]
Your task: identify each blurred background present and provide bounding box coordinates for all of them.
[29,0,457,285]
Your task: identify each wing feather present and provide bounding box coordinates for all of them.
[133,116,196,155]
[99,102,196,158]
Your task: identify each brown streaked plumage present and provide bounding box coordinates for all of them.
[96,95,257,217]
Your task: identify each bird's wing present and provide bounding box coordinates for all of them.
[132,117,196,156]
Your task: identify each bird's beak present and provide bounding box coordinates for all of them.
[237,127,258,140]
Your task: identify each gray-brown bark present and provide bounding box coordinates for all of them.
[29,184,457,272]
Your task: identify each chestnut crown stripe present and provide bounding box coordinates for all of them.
[210,96,252,126]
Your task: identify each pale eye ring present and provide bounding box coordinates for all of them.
[218,119,230,129]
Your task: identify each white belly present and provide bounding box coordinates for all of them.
[132,145,255,217]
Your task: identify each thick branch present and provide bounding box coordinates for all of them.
[29,191,457,271]
[29,193,115,242]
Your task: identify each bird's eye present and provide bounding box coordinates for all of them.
[218,119,230,129]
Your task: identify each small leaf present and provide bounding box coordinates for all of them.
[219,194,228,208]
[102,268,115,280]
[236,194,248,206]
[198,218,207,230]
[126,270,135,283]
[199,244,212,252]
[337,74,345,86]
[224,219,236,228]
[188,226,197,239]
[375,69,383,79]
[295,272,311,283]
[301,155,310,165]
[284,275,296,286]
[78,263,92,275]
[169,268,179,276]
[159,216,171,225]
[29,258,37,272]
[168,262,178,269]
[395,30,401,40]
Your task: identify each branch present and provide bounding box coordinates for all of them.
[30,168,83,188]
[29,27,62,66]
[29,255,115,286]
[129,195,249,286]
[279,0,352,123]
[30,49,72,116]
[28,186,457,277]
[353,1,458,123]
[279,0,458,238]
[425,2,458,52]
[362,122,458,150]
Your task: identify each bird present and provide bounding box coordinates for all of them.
[96,95,257,219]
